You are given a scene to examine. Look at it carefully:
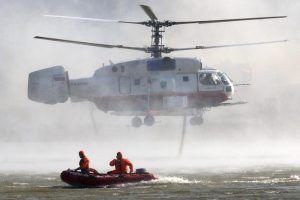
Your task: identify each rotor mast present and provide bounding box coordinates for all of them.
[140,5,164,58]
[142,20,169,58]
[150,24,163,58]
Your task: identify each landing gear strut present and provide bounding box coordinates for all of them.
[131,117,142,128]
[189,116,204,126]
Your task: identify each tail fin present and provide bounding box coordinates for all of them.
[28,66,69,104]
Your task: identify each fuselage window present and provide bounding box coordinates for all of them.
[217,72,231,85]
[199,73,221,85]
[183,76,189,82]
[112,66,118,72]
[160,81,167,89]
[134,79,140,86]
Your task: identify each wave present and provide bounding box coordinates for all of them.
[225,174,300,184]
[152,176,203,184]
[12,182,29,186]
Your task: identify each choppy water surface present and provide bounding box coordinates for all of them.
[1,167,300,199]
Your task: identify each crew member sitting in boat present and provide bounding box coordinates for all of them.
[74,150,99,174]
[108,152,133,175]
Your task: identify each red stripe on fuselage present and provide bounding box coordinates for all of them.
[92,90,228,112]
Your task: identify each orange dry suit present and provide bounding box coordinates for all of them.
[79,156,90,173]
[109,158,133,175]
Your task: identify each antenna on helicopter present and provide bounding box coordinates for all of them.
[36,5,287,58]
[109,60,114,65]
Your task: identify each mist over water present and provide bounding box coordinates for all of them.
[0,0,300,176]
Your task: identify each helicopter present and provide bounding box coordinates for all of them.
[28,5,286,128]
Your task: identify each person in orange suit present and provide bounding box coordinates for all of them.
[108,152,133,175]
[74,150,99,174]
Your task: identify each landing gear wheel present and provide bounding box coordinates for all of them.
[144,115,155,126]
[190,117,204,126]
[131,117,142,128]
[197,117,204,125]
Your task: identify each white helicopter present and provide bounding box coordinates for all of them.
[28,5,286,128]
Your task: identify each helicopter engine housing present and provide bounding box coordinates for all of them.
[28,66,69,104]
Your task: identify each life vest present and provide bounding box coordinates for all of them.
[79,156,90,170]
[109,158,133,174]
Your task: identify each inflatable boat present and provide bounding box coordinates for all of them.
[60,169,156,187]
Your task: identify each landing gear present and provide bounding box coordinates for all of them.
[189,116,204,126]
[144,115,155,126]
[131,117,142,128]
[131,116,155,127]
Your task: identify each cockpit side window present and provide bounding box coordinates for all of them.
[217,72,231,85]
[199,72,221,85]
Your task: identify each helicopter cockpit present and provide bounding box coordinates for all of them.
[199,71,232,86]
[198,70,234,98]
[217,72,232,85]
[199,72,221,86]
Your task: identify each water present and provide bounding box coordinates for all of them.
[2,167,300,199]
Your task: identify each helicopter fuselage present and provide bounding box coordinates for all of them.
[28,4,286,127]
[69,57,234,116]
[28,56,234,126]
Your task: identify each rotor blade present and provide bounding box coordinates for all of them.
[44,14,143,25]
[34,36,147,52]
[173,16,287,25]
[140,5,158,21]
[168,40,287,52]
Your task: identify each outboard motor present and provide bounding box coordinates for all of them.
[28,66,69,104]
[136,168,148,174]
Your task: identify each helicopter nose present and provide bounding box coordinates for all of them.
[225,85,234,99]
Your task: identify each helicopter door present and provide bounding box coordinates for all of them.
[119,76,131,94]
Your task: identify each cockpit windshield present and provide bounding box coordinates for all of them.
[199,72,221,85]
[217,72,231,85]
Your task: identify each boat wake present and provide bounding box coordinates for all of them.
[109,176,202,188]
[153,176,202,184]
